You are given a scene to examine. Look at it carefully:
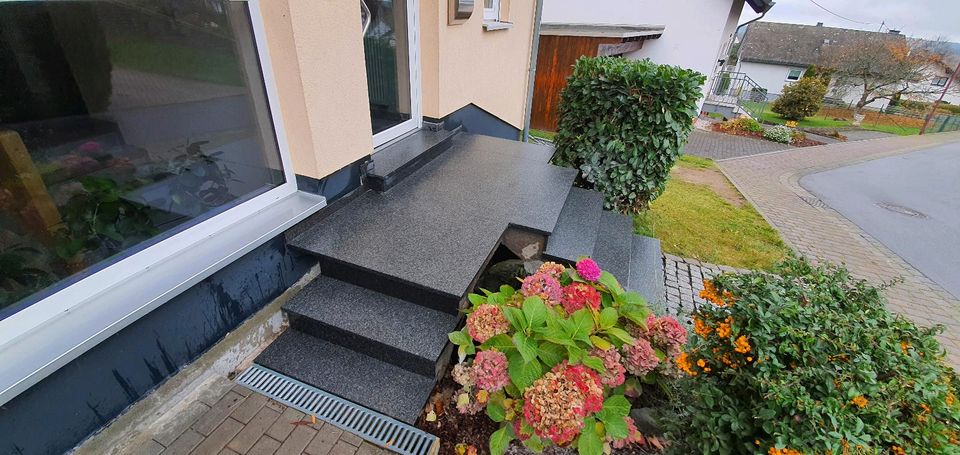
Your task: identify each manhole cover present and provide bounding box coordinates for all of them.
[876,201,927,218]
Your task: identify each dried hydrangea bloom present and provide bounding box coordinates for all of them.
[522,367,587,445]
[590,347,626,387]
[537,261,567,280]
[563,363,604,415]
[455,388,485,415]
[473,350,509,392]
[560,282,602,314]
[622,337,659,375]
[466,304,510,343]
[520,272,562,305]
[575,258,602,281]
[644,314,688,351]
[452,362,476,388]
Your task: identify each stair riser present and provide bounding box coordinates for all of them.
[319,256,461,315]
[367,135,456,192]
[287,311,439,378]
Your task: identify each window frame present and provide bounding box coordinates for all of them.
[933,77,948,87]
[0,0,320,404]
[786,69,803,81]
[483,0,500,21]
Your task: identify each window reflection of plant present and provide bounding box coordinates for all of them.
[0,241,58,309]
[154,141,238,215]
[55,176,158,267]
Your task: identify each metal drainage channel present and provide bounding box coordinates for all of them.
[235,364,438,455]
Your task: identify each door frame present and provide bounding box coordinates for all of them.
[370,0,422,148]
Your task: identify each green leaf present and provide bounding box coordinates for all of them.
[458,343,475,362]
[601,395,631,417]
[582,355,606,373]
[619,304,651,327]
[538,342,567,368]
[568,309,595,342]
[522,434,545,453]
[514,332,538,363]
[598,307,618,330]
[576,418,603,455]
[499,285,515,297]
[602,414,628,439]
[599,271,623,295]
[449,330,472,346]
[481,334,515,352]
[567,345,586,363]
[620,292,646,308]
[486,401,506,422]
[503,307,527,331]
[508,352,543,390]
[490,426,513,455]
[467,293,487,306]
[589,335,613,350]
[522,296,548,328]
[604,327,635,345]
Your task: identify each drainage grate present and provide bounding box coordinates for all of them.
[876,201,927,218]
[236,364,438,455]
[799,195,828,209]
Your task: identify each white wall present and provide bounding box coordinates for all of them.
[737,61,804,98]
[541,0,745,108]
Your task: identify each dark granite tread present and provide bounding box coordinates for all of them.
[284,275,459,376]
[289,133,577,306]
[256,330,434,424]
[544,188,605,262]
[592,211,634,288]
[368,128,459,191]
[626,235,665,306]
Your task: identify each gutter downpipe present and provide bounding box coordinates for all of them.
[521,0,545,142]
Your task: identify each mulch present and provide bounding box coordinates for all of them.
[710,123,826,148]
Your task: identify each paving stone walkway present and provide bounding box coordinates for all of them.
[662,254,751,322]
[127,377,389,455]
[682,129,794,160]
[717,131,960,367]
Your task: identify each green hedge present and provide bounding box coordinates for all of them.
[553,57,705,214]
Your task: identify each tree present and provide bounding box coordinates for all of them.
[821,36,947,116]
[770,77,828,121]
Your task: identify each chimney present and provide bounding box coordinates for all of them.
[816,22,823,27]
[889,29,901,34]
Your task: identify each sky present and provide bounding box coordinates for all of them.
[738,0,960,42]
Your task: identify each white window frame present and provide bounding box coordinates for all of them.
[371,0,423,148]
[0,0,325,405]
[483,0,500,21]
[786,69,802,81]
[933,77,948,87]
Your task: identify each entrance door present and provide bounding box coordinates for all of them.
[362,0,420,147]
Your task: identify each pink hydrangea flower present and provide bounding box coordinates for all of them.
[645,314,688,351]
[522,367,587,445]
[563,363,604,415]
[466,304,510,343]
[537,261,567,280]
[590,347,626,387]
[473,350,509,392]
[576,258,602,281]
[622,337,659,375]
[561,282,602,314]
[520,272,562,305]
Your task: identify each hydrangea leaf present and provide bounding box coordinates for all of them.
[589,335,613,350]
[537,342,566,368]
[576,417,603,455]
[601,395,631,417]
[481,334,515,352]
[522,434,545,453]
[522,296,548,328]
[513,332,538,363]
[486,401,506,422]
[582,355,606,374]
[503,307,527,332]
[489,425,513,455]
[598,307,619,330]
[599,271,623,296]
[449,329,472,346]
[508,352,543,391]
[602,414,628,439]
[499,285,515,297]
[568,309,595,343]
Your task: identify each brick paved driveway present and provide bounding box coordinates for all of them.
[718,132,960,367]
[682,130,793,160]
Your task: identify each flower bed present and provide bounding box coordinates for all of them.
[422,259,686,455]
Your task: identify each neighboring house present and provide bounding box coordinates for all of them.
[911,53,960,106]
[0,0,633,453]
[735,21,906,110]
[531,0,774,131]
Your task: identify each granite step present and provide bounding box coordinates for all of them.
[627,235,665,307]
[592,211,634,286]
[284,275,459,377]
[367,127,459,192]
[543,187,605,263]
[255,329,434,425]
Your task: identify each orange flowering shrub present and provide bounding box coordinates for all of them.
[664,257,960,454]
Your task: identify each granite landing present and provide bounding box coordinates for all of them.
[254,131,665,426]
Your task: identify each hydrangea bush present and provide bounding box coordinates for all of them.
[665,257,960,454]
[448,259,687,455]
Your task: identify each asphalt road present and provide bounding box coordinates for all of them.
[800,141,960,298]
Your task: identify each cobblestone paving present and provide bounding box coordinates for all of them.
[682,129,794,160]
[128,377,390,455]
[717,131,960,367]
[662,254,752,323]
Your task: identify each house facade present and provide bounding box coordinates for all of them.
[530,0,773,130]
[0,0,546,452]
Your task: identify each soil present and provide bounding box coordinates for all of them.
[709,123,764,140]
[671,166,746,207]
[790,138,827,147]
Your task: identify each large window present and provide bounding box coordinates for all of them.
[786,69,803,81]
[0,0,285,317]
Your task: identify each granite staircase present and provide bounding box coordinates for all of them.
[255,130,664,426]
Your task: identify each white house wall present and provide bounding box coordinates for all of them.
[541,0,746,109]
[738,61,891,110]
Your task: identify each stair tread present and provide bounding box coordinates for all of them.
[627,235,665,306]
[368,128,459,191]
[256,330,434,424]
[592,211,634,288]
[284,276,459,364]
[544,188,605,262]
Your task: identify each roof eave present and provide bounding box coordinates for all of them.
[746,0,775,14]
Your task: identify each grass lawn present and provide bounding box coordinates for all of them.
[740,101,920,136]
[634,156,790,270]
[529,129,557,141]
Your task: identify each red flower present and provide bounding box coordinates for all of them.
[560,283,602,313]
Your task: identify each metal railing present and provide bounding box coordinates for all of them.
[705,71,770,120]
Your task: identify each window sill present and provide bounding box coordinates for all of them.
[0,190,326,405]
[483,20,513,31]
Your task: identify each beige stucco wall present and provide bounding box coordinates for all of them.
[260,0,373,180]
[420,0,537,128]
